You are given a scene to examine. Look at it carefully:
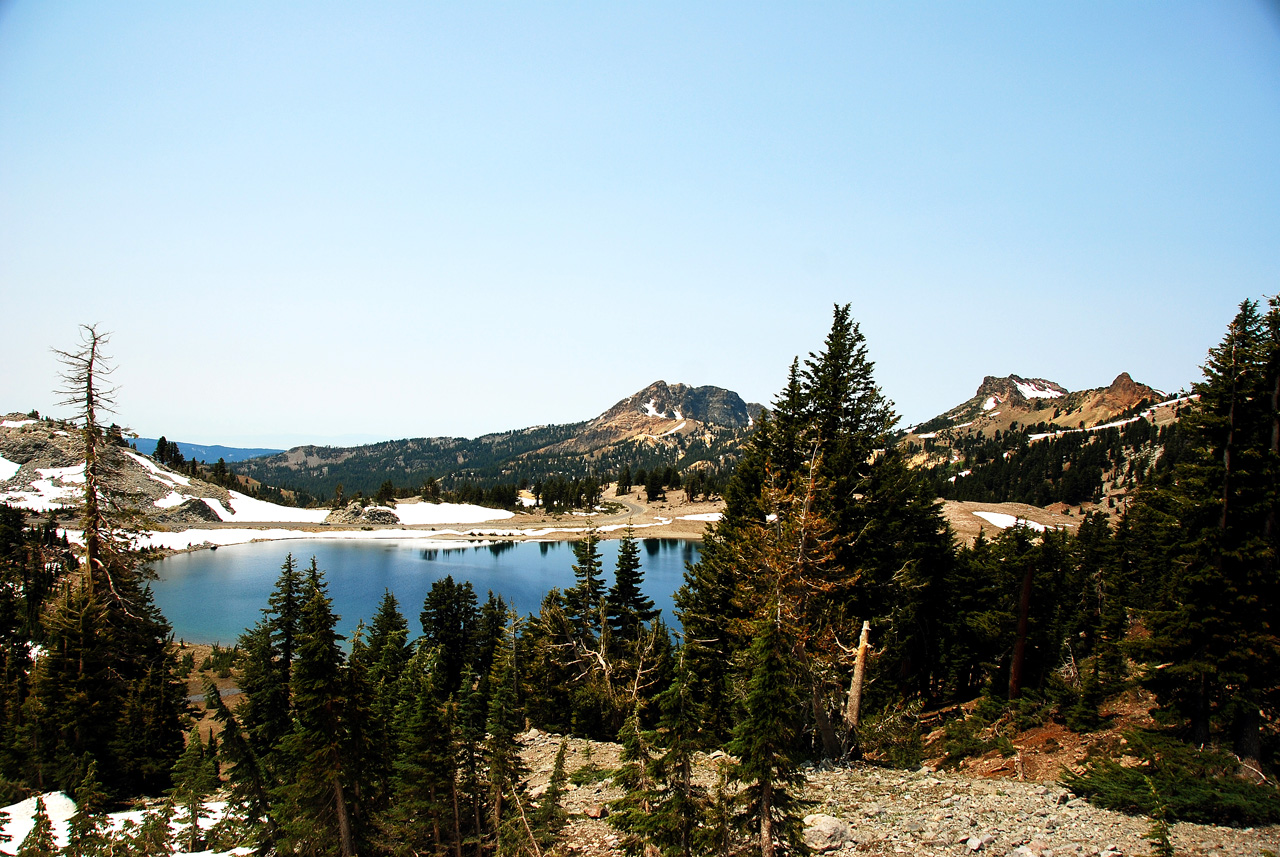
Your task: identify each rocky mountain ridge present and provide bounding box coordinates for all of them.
[0,415,236,526]
[233,381,763,498]
[904,373,1168,446]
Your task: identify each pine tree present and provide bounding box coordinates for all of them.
[533,738,569,849]
[565,531,605,637]
[617,464,633,496]
[51,325,136,601]
[609,711,658,856]
[66,758,112,857]
[169,729,219,853]
[268,553,305,688]
[1140,298,1280,759]
[678,305,955,752]
[27,327,185,797]
[643,660,711,857]
[421,575,480,694]
[273,568,358,857]
[454,665,489,857]
[355,590,411,814]
[203,678,279,851]
[645,470,667,503]
[378,645,457,856]
[730,607,808,857]
[16,796,57,857]
[128,800,175,857]
[484,616,534,856]
[607,527,658,645]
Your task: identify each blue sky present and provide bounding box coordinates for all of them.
[2,2,1277,448]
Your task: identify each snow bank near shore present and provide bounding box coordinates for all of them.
[391,500,515,526]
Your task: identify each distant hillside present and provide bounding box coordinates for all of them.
[234,380,764,499]
[132,437,285,464]
[897,373,1192,510]
[902,373,1164,443]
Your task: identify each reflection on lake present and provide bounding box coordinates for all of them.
[148,538,700,645]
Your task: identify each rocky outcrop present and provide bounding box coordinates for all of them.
[0,417,233,520]
[592,380,758,429]
[1093,372,1162,414]
[151,497,225,526]
[324,502,400,526]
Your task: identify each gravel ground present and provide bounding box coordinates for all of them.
[517,730,1280,857]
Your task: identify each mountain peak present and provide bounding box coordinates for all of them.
[974,375,1069,405]
[599,381,758,429]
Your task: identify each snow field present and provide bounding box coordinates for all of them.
[0,466,85,511]
[0,791,250,857]
[391,500,515,526]
[972,511,1048,532]
[677,512,722,522]
[123,450,192,487]
[1014,381,1063,400]
[0,456,19,482]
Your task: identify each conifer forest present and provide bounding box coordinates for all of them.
[1,302,1278,855]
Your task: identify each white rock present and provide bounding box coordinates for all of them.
[802,814,853,853]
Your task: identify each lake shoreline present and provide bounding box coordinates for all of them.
[138,494,724,555]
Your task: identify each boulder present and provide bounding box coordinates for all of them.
[802,814,853,853]
[360,505,400,525]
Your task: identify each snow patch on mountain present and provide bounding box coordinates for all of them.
[1015,380,1064,399]
[0,466,85,511]
[123,449,192,487]
[973,511,1048,532]
[196,491,331,524]
[154,491,188,509]
[0,455,19,482]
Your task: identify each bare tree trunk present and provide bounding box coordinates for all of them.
[1009,565,1034,700]
[1192,672,1211,747]
[844,621,871,731]
[1267,359,1278,544]
[810,676,840,758]
[431,783,441,849]
[759,780,775,857]
[452,778,463,857]
[334,778,355,857]
[1233,703,1263,776]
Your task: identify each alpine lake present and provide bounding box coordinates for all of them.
[147,537,701,646]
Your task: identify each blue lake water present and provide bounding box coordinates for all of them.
[148,537,701,646]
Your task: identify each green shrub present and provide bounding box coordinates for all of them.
[859,700,924,769]
[935,717,990,768]
[1061,730,1280,826]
